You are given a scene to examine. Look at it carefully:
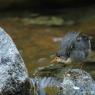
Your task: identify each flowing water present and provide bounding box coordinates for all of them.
[0,6,95,94]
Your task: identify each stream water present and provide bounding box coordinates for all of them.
[0,9,95,95]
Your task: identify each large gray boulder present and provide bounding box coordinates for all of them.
[0,27,31,95]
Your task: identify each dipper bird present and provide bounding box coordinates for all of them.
[51,32,92,64]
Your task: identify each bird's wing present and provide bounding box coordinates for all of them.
[70,50,86,61]
[60,32,80,50]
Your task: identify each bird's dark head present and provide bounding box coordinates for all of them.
[51,32,91,64]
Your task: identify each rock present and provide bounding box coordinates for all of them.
[0,27,31,95]
[32,68,95,95]
[61,69,95,95]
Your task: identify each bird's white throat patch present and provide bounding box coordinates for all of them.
[56,57,72,64]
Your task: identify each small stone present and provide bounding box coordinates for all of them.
[66,73,71,77]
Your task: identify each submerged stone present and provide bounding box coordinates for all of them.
[0,27,31,95]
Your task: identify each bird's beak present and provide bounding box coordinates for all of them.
[50,57,72,64]
[50,57,61,63]
[50,57,57,63]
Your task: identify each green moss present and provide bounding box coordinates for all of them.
[22,16,64,26]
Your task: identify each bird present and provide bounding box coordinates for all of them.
[51,32,92,64]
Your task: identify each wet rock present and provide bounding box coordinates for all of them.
[32,68,95,95]
[61,69,95,95]
[0,27,31,95]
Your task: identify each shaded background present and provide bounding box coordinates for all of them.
[0,0,95,78]
[0,0,94,10]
